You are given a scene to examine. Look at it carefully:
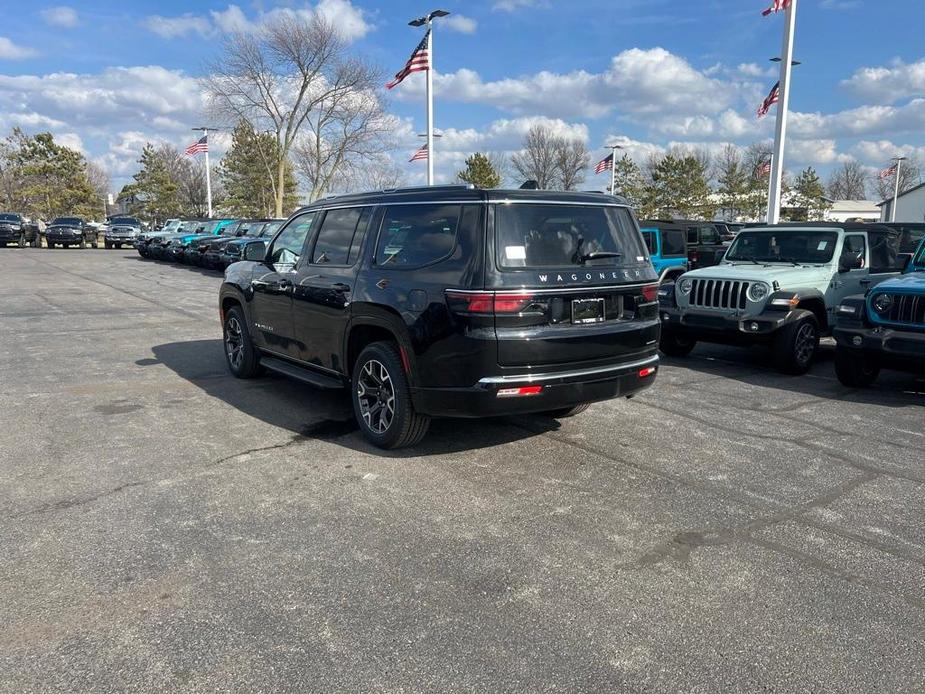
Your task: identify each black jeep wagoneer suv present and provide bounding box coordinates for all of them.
[219,185,660,448]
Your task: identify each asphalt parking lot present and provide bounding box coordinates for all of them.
[2,248,924,692]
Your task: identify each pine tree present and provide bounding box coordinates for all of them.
[13,130,100,220]
[611,154,646,210]
[716,145,750,220]
[790,167,830,221]
[219,120,299,217]
[119,144,182,225]
[642,149,712,219]
[457,152,502,189]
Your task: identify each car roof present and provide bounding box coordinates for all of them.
[293,185,630,213]
[742,222,897,234]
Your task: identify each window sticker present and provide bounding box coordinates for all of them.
[505,245,527,260]
[817,240,829,251]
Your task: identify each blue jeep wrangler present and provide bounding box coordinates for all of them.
[639,222,689,284]
[833,237,925,386]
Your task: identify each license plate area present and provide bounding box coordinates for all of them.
[572,298,605,324]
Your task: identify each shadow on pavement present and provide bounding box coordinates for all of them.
[148,339,558,457]
[662,341,925,408]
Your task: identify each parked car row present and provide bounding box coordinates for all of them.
[134,217,286,270]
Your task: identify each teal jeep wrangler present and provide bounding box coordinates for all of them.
[833,237,925,386]
[658,223,905,374]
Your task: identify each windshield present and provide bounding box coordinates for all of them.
[223,221,245,236]
[111,217,139,225]
[496,204,647,269]
[913,241,925,269]
[51,217,82,226]
[725,230,839,264]
[260,221,284,238]
[0,213,21,222]
[196,220,220,234]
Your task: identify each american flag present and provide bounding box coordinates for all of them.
[387,30,430,90]
[879,164,898,180]
[756,161,772,177]
[757,81,780,118]
[409,144,428,162]
[185,135,208,156]
[594,153,614,175]
[762,0,792,16]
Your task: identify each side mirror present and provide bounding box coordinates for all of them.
[243,240,268,262]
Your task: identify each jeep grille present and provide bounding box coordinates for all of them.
[879,294,925,327]
[689,279,750,310]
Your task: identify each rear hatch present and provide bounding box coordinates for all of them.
[450,201,659,368]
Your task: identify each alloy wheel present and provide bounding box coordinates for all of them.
[794,323,816,365]
[356,359,395,435]
[224,316,245,370]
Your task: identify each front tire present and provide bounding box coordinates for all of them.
[223,306,262,378]
[17,234,25,248]
[105,240,113,249]
[772,311,819,375]
[352,342,430,449]
[659,329,697,357]
[835,347,879,387]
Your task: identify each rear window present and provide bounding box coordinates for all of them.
[376,204,461,268]
[662,230,687,256]
[496,204,646,269]
[641,230,656,254]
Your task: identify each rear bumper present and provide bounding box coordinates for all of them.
[834,325,925,371]
[411,354,659,418]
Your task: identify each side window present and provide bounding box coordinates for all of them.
[663,230,687,257]
[312,208,363,265]
[376,204,461,268]
[701,226,719,244]
[641,231,657,255]
[687,228,698,244]
[868,230,902,273]
[269,212,316,268]
[842,234,866,268]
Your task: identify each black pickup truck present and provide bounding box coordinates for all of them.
[0,213,41,247]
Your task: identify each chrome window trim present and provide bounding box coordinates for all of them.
[446,282,653,296]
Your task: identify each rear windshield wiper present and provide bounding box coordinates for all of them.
[578,251,622,263]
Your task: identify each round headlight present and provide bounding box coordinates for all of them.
[747,282,769,303]
[872,293,893,314]
[679,278,693,294]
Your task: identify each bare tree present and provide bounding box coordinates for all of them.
[875,156,922,201]
[84,161,110,219]
[330,154,406,193]
[827,160,869,200]
[487,151,513,187]
[205,14,386,214]
[511,125,559,188]
[554,138,590,191]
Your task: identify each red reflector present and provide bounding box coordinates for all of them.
[496,385,543,398]
[638,366,657,378]
[641,284,659,302]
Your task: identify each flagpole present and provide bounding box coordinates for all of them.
[767,0,797,225]
[204,128,213,218]
[426,24,434,186]
[765,154,773,222]
[891,157,904,222]
[610,147,617,195]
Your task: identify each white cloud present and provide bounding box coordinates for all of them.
[143,14,212,39]
[444,14,477,34]
[395,47,734,124]
[821,0,860,9]
[492,0,546,11]
[0,37,37,60]
[841,58,925,105]
[144,1,372,42]
[40,6,80,28]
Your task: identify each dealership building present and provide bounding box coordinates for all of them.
[879,182,925,222]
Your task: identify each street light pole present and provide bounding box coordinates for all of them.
[891,156,906,222]
[767,0,798,224]
[410,10,449,186]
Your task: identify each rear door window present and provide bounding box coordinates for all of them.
[641,231,657,255]
[496,204,646,269]
[376,205,461,268]
[662,230,687,257]
[868,230,903,273]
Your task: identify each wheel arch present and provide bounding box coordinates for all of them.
[345,304,416,384]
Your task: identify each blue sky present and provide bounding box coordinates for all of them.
[0,0,923,195]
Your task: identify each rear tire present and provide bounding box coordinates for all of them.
[543,403,591,418]
[223,306,262,378]
[772,311,819,375]
[352,341,430,449]
[835,347,879,387]
[659,329,697,357]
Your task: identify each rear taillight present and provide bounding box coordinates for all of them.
[690,251,699,263]
[496,385,543,398]
[446,291,536,315]
[641,284,658,303]
[638,366,657,378]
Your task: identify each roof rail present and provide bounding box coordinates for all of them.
[377,184,476,194]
